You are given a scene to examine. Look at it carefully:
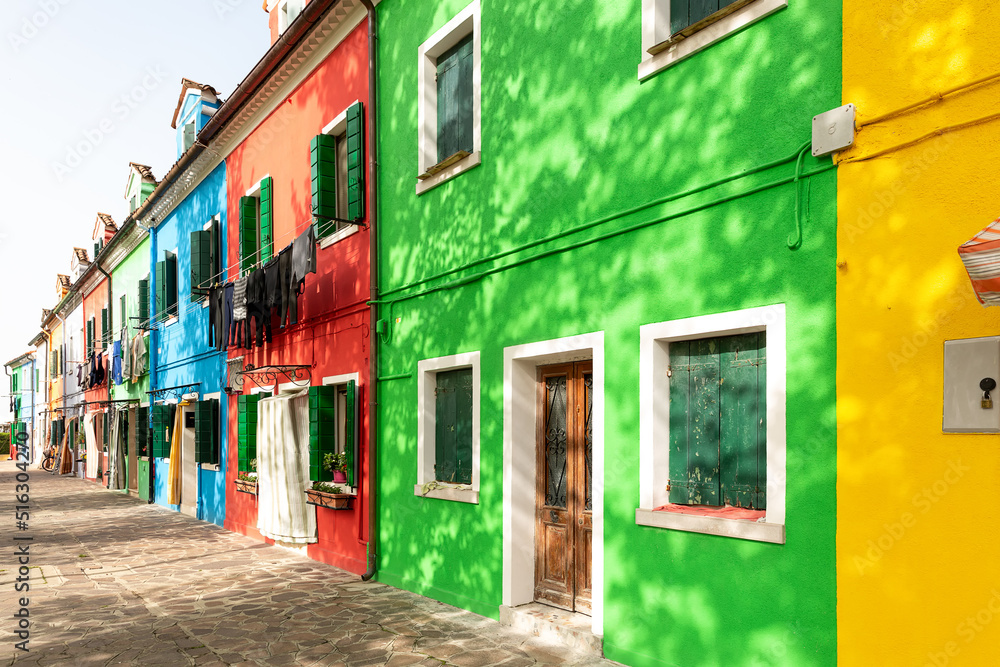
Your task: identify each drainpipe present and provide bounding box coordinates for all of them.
[358,0,378,583]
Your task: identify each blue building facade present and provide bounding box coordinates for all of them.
[146,81,228,526]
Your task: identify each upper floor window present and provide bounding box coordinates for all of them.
[639,0,787,81]
[312,102,365,245]
[239,177,274,274]
[416,0,481,195]
[182,120,196,153]
[191,215,222,301]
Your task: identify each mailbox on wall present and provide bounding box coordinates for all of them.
[943,336,1000,433]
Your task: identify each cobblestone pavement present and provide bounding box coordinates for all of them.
[0,461,619,666]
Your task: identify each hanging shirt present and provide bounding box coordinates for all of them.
[120,328,131,382]
[233,276,248,321]
[130,334,147,383]
[112,341,123,386]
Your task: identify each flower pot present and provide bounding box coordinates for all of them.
[234,478,257,495]
[305,488,353,510]
[332,470,347,483]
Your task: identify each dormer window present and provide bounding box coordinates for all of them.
[277,0,303,34]
[183,120,196,153]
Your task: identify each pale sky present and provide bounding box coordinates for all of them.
[0,0,271,421]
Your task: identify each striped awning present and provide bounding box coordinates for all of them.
[959,217,1000,306]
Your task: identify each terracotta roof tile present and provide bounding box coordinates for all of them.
[96,212,117,232]
[129,162,157,183]
[73,248,89,263]
[57,274,71,288]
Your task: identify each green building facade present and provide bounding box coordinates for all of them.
[374,0,841,664]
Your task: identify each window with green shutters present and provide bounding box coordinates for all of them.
[312,102,364,238]
[190,229,212,301]
[136,406,149,457]
[239,178,272,273]
[667,332,766,510]
[137,277,150,328]
[150,404,173,458]
[434,368,473,485]
[119,295,126,336]
[237,393,269,472]
[86,318,95,355]
[194,399,220,465]
[436,35,474,164]
[308,381,357,484]
[669,0,748,37]
[155,253,178,322]
[50,351,57,378]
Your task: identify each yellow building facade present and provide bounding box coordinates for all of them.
[839,2,1000,664]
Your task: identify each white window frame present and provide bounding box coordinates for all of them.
[318,103,362,249]
[321,372,361,494]
[415,351,480,503]
[636,304,786,544]
[639,0,787,81]
[416,0,482,195]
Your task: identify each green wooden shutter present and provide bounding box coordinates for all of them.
[310,134,338,236]
[151,404,172,458]
[165,254,177,318]
[183,122,195,151]
[194,399,219,465]
[86,319,94,355]
[434,368,473,484]
[190,229,212,300]
[671,0,740,35]
[719,333,766,510]
[667,339,721,506]
[308,386,338,481]
[101,307,108,348]
[138,278,149,327]
[136,406,149,457]
[346,102,364,222]
[260,177,273,263]
[436,34,474,163]
[155,261,165,322]
[345,380,356,487]
[239,196,258,274]
[668,334,766,510]
[120,295,127,334]
[238,394,268,473]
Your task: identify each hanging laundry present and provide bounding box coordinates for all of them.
[284,228,315,327]
[209,285,227,350]
[232,276,248,347]
[130,334,147,383]
[84,413,99,479]
[120,327,131,382]
[112,341,123,386]
[245,268,271,348]
[278,247,295,327]
[108,409,127,490]
[167,403,185,505]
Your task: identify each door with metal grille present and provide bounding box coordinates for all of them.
[534,361,593,614]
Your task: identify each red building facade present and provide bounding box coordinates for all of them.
[222,11,372,575]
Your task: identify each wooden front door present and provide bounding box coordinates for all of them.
[535,361,593,615]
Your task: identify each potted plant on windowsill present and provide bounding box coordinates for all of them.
[305,482,353,510]
[323,452,348,483]
[234,458,258,494]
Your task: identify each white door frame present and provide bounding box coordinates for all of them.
[180,405,198,517]
[502,331,604,636]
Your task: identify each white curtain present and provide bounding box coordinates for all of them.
[257,389,316,544]
[84,414,99,479]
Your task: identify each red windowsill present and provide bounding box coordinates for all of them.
[653,503,765,522]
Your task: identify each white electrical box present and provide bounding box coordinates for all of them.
[943,336,1000,433]
[812,104,856,157]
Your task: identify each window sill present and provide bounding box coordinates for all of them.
[319,223,359,250]
[414,483,479,504]
[416,151,481,195]
[635,506,784,544]
[638,0,787,82]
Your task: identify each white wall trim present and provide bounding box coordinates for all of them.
[416,0,481,181]
[639,0,787,81]
[321,101,358,136]
[416,351,481,501]
[638,304,786,542]
[502,331,604,636]
[415,152,482,196]
[322,372,360,387]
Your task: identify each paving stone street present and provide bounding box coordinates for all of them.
[0,461,619,667]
